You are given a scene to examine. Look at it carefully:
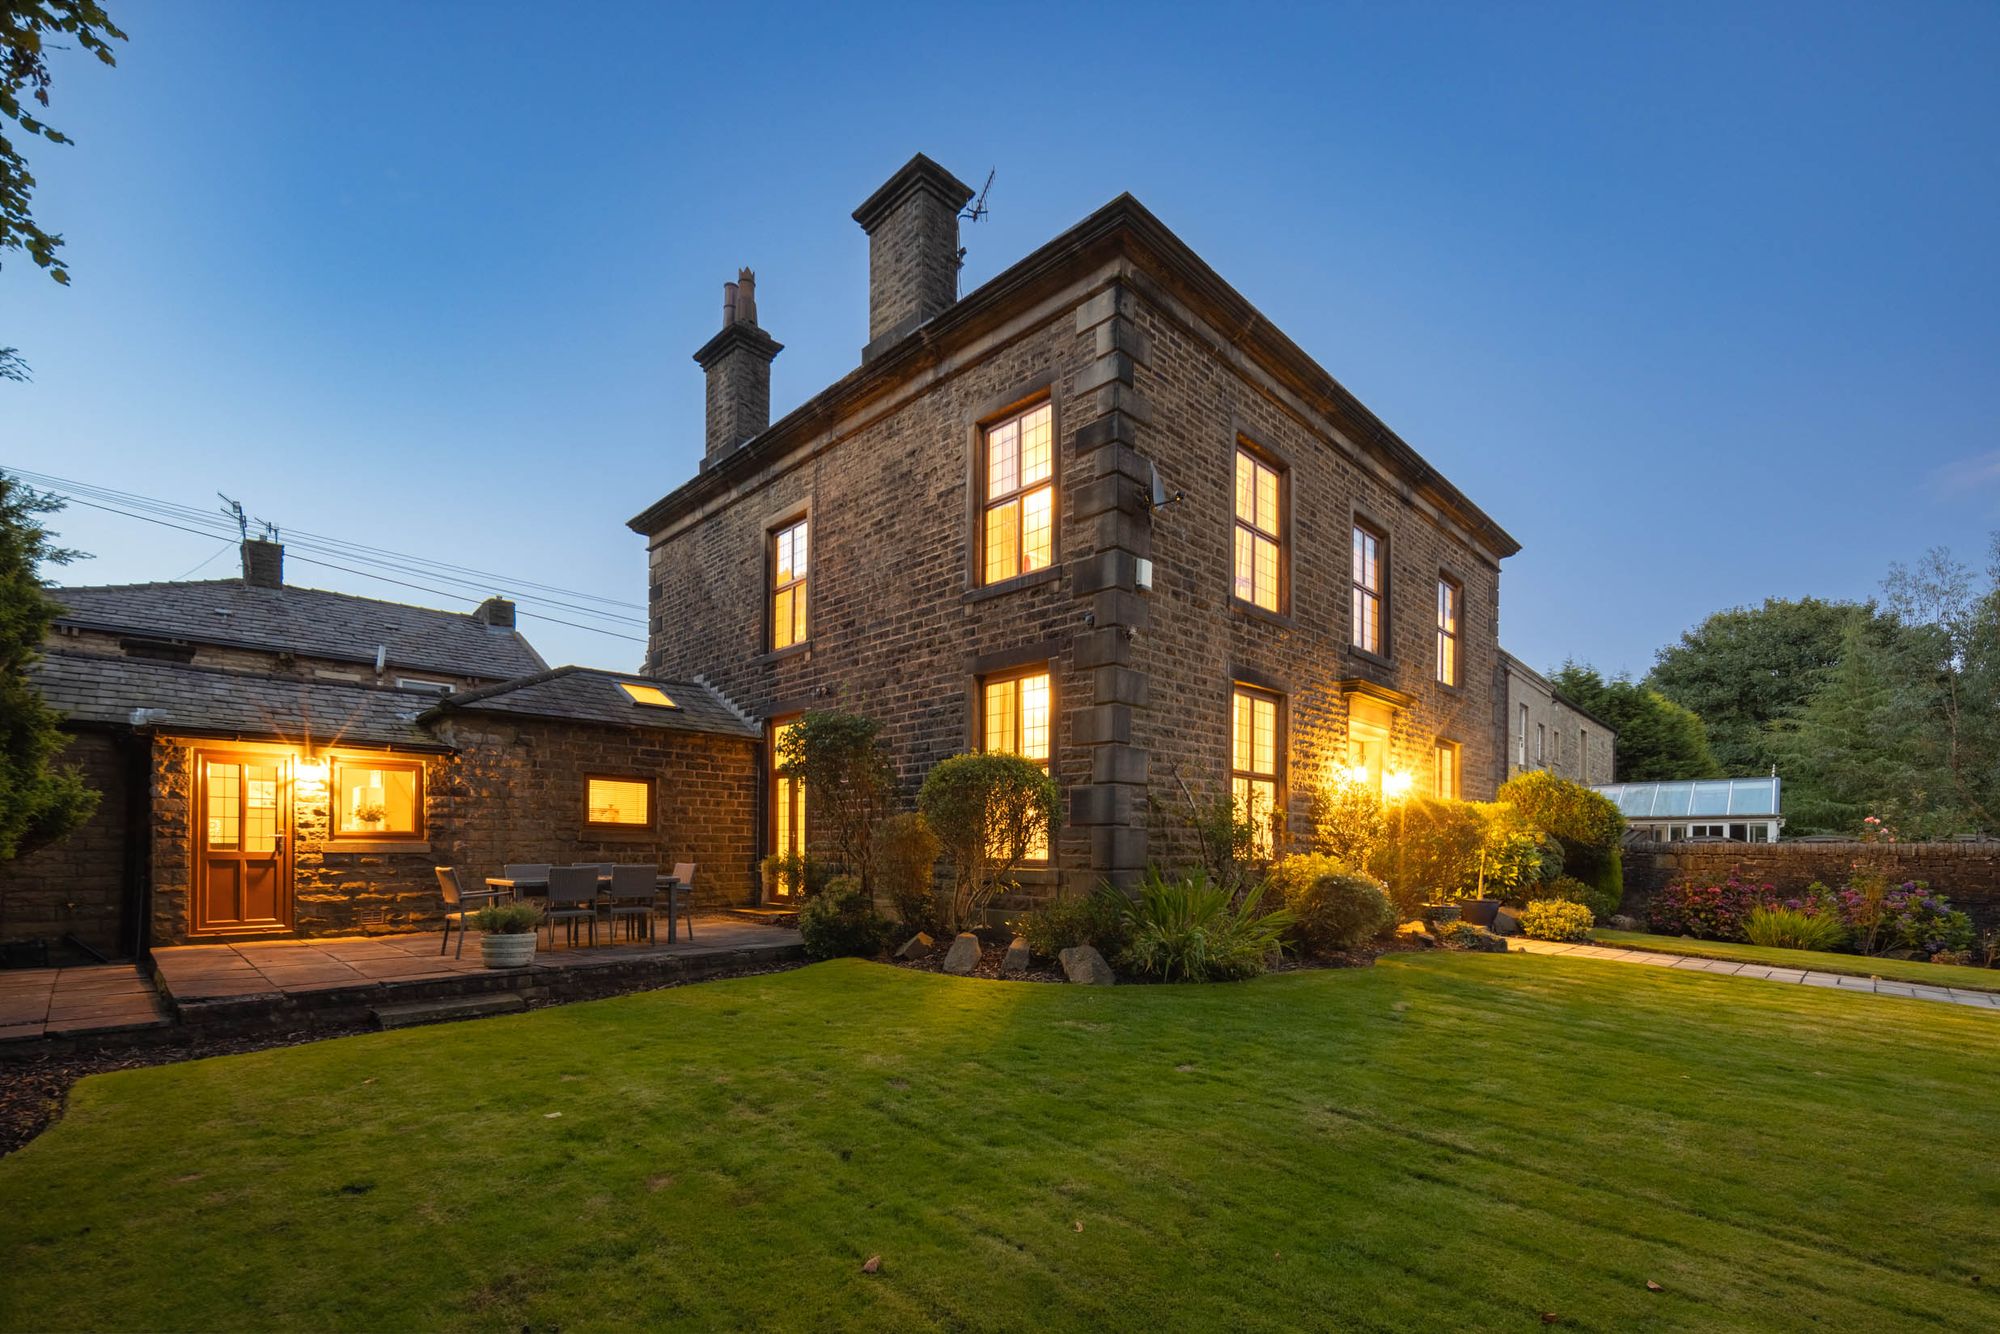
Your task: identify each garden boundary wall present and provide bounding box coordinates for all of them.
[1621,841,2000,934]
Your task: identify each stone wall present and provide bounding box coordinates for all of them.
[642,259,1511,905]
[1501,656,1616,787]
[0,730,131,956]
[1622,841,2000,933]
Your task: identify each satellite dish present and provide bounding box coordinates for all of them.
[1142,458,1185,511]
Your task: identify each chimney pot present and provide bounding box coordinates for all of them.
[240,538,283,589]
[723,280,739,329]
[693,270,782,466]
[853,153,974,361]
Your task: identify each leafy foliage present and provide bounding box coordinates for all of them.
[0,472,97,861]
[1549,662,1719,781]
[1015,887,1130,961]
[1540,872,1618,923]
[796,876,892,960]
[870,811,941,932]
[1742,905,1847,952]
[1473,802,1563,903]
[1430,920,1507,952]
[1268,856,1394,955]
[1518,899,1595,943]
[470,901,543,935]
[1116,868,1291,982]
[776,710,898,885]
[1366,797,1485,914]
[1645,872,1776,941]
[760,853,833,900]
[2,1,125,284]
[917,752,1061,934]
[1305,777,1384,869]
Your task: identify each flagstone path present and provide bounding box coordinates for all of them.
[1510,936,2000,1010]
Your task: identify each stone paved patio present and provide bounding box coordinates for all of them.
[153,915,800,1004]
[0,963,169,1041]
[1511,937,2000,1010]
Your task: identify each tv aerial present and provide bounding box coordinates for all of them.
[960,169,994,223]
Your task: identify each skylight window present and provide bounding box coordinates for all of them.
[618,682,677,708]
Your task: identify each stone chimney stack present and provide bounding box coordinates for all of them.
[472,596,516,628]
[852,154,974,362]
[694,266,783,468]
[240,537,283,589]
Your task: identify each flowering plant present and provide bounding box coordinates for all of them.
[1646,871,1777,941]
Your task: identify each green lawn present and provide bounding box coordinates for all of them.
[1593,928,2000,992]
[4,956,1998,1333]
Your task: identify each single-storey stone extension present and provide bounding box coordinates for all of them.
[0,541,757,958]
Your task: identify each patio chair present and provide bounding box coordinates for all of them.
[606,865,657,944]
[657,862,696,942]
[544,865,600,950]
[502,863,552,894]
[435,866,512,958]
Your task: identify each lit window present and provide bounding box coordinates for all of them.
[982,669,1052,860]
[1352,523,1384,654]
[1231,686,1282,856]
[771,518,808,650]
[1347,695,1394,795]
[981,401,1055,584]
[1436,578,1459,686]
[771,718,806,893]
[585,777,652,828]
[1433,741,1460,800]
[618,682,677,708]
[1232,446,1283,612]
[332,759,423,839]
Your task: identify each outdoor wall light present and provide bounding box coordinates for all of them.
[1382,771,1414,800]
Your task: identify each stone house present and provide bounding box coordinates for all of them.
[1499,652,1617,786]
[632,154,1524,906]
[1,540,757,958]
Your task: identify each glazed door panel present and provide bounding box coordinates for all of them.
[195,753,292,933]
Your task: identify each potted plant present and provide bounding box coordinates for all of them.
[471,901,542,969]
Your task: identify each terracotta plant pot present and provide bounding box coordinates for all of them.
[480,932,537,970]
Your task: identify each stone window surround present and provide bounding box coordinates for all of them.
[1349,506,1392,663]
[962,371,1061,597]
[582,773,657,834]
[1230,433,1291,619]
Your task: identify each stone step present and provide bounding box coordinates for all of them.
[371,992,527,1030]
[723,907,799,927]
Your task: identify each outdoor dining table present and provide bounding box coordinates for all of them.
[483,870,692,942]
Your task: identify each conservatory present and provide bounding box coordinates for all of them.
[1592,777,1784,843]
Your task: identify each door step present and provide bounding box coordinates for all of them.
[371,992,527,1030]
[723,906,799,927]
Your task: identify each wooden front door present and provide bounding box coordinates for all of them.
[195,751,293,934]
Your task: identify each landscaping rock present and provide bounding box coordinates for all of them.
[1608,914,1640,932]
[1059,945,1116,985]
[1002,936,1031,977]
[1492,908,1521,937]
[895,932,935,961]
[941,933,981,975]
[1394,920,1435,947]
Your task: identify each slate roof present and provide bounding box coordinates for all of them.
[421,666,759,740]
[31,652,446,751]
[50,579,547,682]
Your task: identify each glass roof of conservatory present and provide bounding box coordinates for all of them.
[1592,778,1782,819]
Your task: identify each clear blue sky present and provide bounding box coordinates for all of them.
[4,1,1996,676]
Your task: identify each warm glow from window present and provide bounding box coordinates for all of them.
[618,682,677,708]
[983,670,1052,860]
[1382,770,1414,801]
[1433,741,1460,800]
[1347,697,1394,795]
[1352,524,1384,653]
[1233,447,1283,612]
[772,719,806,876]
[771,518,808,650]
[982,402,1054,584]
[1231,686,1281,856]
[585,777,651,827]
[1436,579,1459,686]
[331,760,421,838]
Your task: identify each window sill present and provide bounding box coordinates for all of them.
[580,826,658,843]
[1348,646,1396,672]
[1228,599,1294,631]
[754,643,811,667]
[963,567,1060,604]
[323,840,431,855]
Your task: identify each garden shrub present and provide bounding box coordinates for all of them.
[1366,796,1485,915]
[871,812,942,932]
[1743,905,1848,952]
[761,853,835,900]
[1306,777,1384,869]
[775,711,896,885]
[1498,771,1625,916]
[470,900,542,934]
[1273,861,1394,955]
[1542,871,1618,923]
[1852,882,1975,957]
[918,753,1062,934]
[1016,888,1130,961]
[1117,868,1292,983]
[1518,899,1594,943]
[1430,920,1507,952]
[1645,871,1776,940]
[797,876,893,960]
[1473,802,1563,904]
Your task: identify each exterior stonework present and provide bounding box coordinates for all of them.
[0,731,133,955]
[1500,652,1617,786]
[635,176,1522,907]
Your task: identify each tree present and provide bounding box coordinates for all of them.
[1496,770,1625,915]
[0,346,27,381]
[1644,598,1885,775]
[774,710,896,888]
[0,470,98,860]
[1767,617,1930,836]
[3,1,125,284]
[917,753,1061,934]
[1549,662,1720,781]
[1878,539,2000,832]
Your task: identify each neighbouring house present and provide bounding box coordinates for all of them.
[633,153,1524,909]
[1500,652,1616,786]
[1595,776,1784,844]
[0,539,758,958]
